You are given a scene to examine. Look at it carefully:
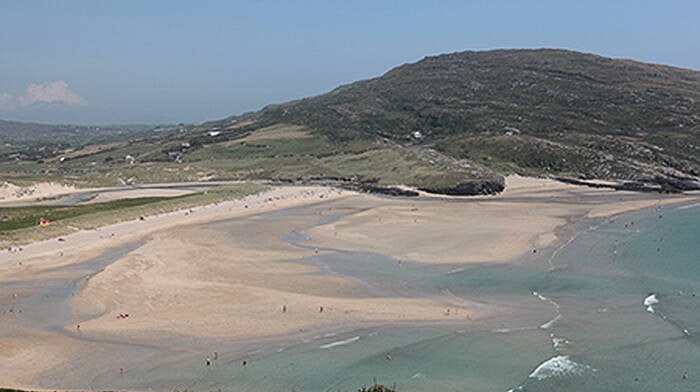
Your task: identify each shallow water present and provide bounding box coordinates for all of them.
[3,199,699,391]
[1,240,144,335]
[505,203,700,392]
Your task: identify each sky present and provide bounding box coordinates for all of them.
[1,0,699,125]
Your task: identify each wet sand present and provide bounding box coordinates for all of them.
[0,178,698,389]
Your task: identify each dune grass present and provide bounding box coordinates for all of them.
[0,182,268,247]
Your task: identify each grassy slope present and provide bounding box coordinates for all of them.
[0,183,267,247]
[1,49,698,194]
[252,49,700,189]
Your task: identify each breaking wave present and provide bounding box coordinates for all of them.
[644,293,659,313]
[528,355,594,380]
[320,336,360,349]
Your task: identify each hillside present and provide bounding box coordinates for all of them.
[0,120,158,166]
[252,49,700,192]
[2,49,699,194]
[0,120,155,144]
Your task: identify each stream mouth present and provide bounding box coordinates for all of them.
[1,240,145,336]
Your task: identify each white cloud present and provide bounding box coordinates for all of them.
[0,92,15,110]
[19,80,86,106]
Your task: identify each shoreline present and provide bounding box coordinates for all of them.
[0,186,345,272]
[1,178,699,390]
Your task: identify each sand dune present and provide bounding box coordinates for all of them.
[0,181,79,204]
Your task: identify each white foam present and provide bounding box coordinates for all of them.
[492,328,511,333]
[448,266,467,274]
[644,294,659,313]
[533,291,548,301]
[643,294,659,306]
[528,355,593,380]
[303,334,321,343]
[320,336,360,349]
[677,202,700,210]
[552,336,568,350]
[540,314,561,330]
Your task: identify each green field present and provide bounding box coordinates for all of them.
[0,183,267,247]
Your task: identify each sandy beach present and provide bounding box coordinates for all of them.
[1,177,698,389]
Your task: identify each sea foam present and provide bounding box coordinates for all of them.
[644,294,659,313]
[532,291,548,301]
[677,202,700,210]
[540,314,561,330]
[320,336,360,349]
[528,355,593,380]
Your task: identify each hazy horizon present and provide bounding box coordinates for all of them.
[1,0,699,125]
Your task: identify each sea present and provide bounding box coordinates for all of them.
[4,199,700,391]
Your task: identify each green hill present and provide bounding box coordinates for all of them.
[2,49,699,194]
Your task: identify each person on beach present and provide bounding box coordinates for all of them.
[282,304,287,313]
[319,306,324,313]
[242,359,248,367]
[205,357,211,367]
[120,367,125,375]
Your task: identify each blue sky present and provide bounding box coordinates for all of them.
[1,0,698,124]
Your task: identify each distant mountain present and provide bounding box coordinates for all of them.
[3,49,699,194]
[0,119,153,145]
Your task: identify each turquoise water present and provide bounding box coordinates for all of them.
[167,201,699,391]
[5,199,700,391]
[512,202,700,392]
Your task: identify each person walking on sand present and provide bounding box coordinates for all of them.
[282,304,287,313]
[206,357,211,367]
